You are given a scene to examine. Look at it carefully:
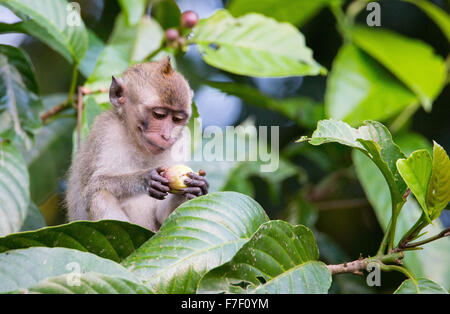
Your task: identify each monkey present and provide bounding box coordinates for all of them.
[66,57,209,232]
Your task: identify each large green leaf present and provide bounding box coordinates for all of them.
[191,10,325,77]
[198,220,331,294]
[20,202,46,232]
[118,0,147,26]
[0,142,30,236]
[228,0,332,27]
[0,45,42,147]
[121,192,269,293]
[78,30,105,78]
[85,14,163,91]
[25,94,75,205]
[298,119,407,202]
[396,150,432,220]
[404,0,450,42]
[353,150,450,289]
[12,272,153,294]
[350,26,446,111]
[0,247,140,293]
[0,44,38,93]
[426,141,450,219]
[0,0,88,64]
[394,277,448,294]
[207,81,324,129]
[325,44,416,126]
[0,220,153,262]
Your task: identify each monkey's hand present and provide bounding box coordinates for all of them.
[145,167,170,200]
[182,170,209,200]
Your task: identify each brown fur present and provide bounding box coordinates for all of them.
[66,58,193,231]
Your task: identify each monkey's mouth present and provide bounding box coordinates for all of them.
[143,137,166,153]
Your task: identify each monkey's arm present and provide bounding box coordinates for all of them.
[87,168,170,200]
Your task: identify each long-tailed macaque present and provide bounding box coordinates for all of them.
[66,57,208,231]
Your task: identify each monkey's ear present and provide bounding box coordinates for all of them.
[160,56,173,75]
[109,76,126,107]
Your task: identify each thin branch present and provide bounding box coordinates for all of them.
[399,227,450,250]
[327,252,404,275]
[67,66,79,105]
[40,101,70,122]
[327,259,367,275]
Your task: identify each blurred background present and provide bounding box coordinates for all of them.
[0,0,448,293]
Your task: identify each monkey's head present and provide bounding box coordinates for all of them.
[109,57,193,155]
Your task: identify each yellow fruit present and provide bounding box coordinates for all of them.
[163,165,194,191]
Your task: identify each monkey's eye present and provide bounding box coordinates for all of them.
[172,116,185,124]
[152,111,167,119]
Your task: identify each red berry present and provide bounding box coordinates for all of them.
[181,10,199,28]
[165,28,179,41]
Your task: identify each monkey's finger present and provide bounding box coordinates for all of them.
[185,193,196,200]
[151,170,169,185]
[180,187,202,196]
[148,187,167,200]
[156,166,167,174]
[150,180,170,193]
[184,178,208,195]
[187,173,210,189]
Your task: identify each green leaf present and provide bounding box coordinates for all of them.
[394,132,431,157]
[426,141,450,219]
[206,81,324,129]
[85,14,163,91]
[131,16,164,62]
[191,10,325,77]
[0,247,140,293]
[299,119,407,201]
[0,44,38,93]
[12,272,153,294]
[353,150,450,289]
[0,45,43,147]
[394,277,448,294]
[20,202,46,232]
[396,150,432,220]
[0,142,30,236]
[151,0,181,30]
[118,0,147,26]
[325,44,416,126]
[404,0,450,42]
[0,0,88,64]
[228,0,332,27]
[198,221,331,294]
[71,95,110,155]
[121,192,269,293]
[78,30,105,78]
[222,158,305,203]
[24,96,75,205]
[350,26,446,111]
[0,220,153,262]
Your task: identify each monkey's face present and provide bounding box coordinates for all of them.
[135,103,189,154]
[109,58,193,154]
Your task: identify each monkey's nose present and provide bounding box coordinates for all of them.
[161,133,171,141]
